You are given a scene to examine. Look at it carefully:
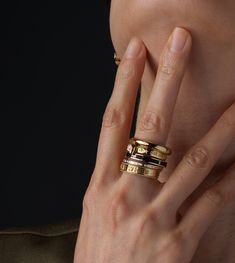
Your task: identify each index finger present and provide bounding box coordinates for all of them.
[93,37,146,184]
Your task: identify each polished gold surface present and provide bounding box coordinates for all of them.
[127,143,133,153]
[135,139,149,146]
[154,145,171,155]
[149,149,168,161]
[137,146,148,154]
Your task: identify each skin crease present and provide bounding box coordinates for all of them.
[109,0,235,262]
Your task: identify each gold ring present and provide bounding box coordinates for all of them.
[132,138,172,155]
[122,158,164,170]
[120,162,160,180]
[114,52,121,66]
[120,137,172,180]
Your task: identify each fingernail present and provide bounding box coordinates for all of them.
[125,38,142,58]
[170,27,188,52]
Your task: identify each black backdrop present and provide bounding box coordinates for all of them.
[1,0,120,228]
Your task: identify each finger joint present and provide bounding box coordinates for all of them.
[137,111,166,134]
[183,145,210,169]
[108,189,130,232]
[159,51,178,80]
[102,106,126,128]
[203,188,225,208]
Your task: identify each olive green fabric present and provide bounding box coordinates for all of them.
[0,218,80,263]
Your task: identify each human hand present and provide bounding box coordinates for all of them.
[73,27,235,263]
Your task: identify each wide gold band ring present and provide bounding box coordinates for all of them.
[120,162,160,180]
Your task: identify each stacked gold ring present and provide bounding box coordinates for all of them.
[120,137,172,180]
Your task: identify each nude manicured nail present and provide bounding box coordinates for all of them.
[170,27,188,52]
[125,38,142,58]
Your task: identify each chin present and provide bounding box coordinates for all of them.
[109,0,233,65]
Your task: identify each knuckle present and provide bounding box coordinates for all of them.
[138,110,166,133]
[82,184,99,215]
[203,188,225,207]
[118,59,136,81]
[159,51,178,80]
[108,189,130,230]
[168,228,187,249]
[82,171,109,213]
[102,105,126,128]
[140,205,169,229]
[137,209,158,233]
[183,145,210,169]
[82,193,91,215]
[131,209,164,242]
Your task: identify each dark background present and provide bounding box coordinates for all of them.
[1,0,119,228]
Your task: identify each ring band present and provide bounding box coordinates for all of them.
[126,154,167,168]
[120,162,160,180]
[122,158,164,170]
[130,137,172,155]
[127,139,171,160]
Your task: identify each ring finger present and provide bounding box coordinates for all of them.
[120,27,192,200]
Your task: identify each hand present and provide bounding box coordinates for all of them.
[73,27,235,263]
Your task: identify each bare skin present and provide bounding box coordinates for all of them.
[108,1,235,262]
[73,27,235,263]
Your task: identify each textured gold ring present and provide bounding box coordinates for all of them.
[120,162,160,180]
[122,158,164,170]
[131,137,172,155]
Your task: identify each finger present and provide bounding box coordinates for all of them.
[94,37,146,184]
[179,162,235,243]
[135,27,192,145]
[151,101,235,223]
[121,28,192,191]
